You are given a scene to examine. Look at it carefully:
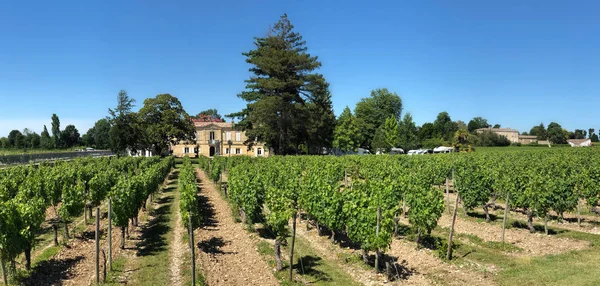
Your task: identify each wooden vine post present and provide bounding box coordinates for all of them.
[189,211,196,286]
[375,206,381,273]
[95,207,100,285]
[501,192,510,243]
[108,197,112,270]
[447,192,460,260]
[289,211,298,281]
[445,177,450,214]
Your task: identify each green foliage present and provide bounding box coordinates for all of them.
[467,117,489,133]
[138,94,195,155]
[398,113,419,151]
[179,157,198,229]
[472,130,511,147]
[333,106,361,153]
[354,88,403,149]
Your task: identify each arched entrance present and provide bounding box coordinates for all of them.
[209,146,215,157]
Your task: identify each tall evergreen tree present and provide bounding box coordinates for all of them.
[398,113,419,151]
[40,125,52,149]
[109,90,140,155]
[230,14,333,155]
[51,113,61,148]
[333,106,361,153]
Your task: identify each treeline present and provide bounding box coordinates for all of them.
[0,91,196,156]
[0,114,83,150]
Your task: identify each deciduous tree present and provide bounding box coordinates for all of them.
[467,117,489,133]
[355,88,402,149]
[138,94,195,156]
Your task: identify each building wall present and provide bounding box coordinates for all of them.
[518,137,538,144]
[476,128,519,143]
[171,125,269,157]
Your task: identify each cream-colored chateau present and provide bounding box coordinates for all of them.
[171,115,269,158]
[475,127,539,144]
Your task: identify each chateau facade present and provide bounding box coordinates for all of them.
[171,115,269,158]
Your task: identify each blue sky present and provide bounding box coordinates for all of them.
[1,0,599,136]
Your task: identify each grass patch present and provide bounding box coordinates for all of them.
[103,256,126,285]
[283,235,362,286]
[32,245,61,267]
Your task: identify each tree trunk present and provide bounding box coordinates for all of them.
[121,226,125,249]
[274,239,283,271]
[483,203,490,222]
[84,206,88,225]
[447,190,460,260]
[88,206,93,221]
[53,224,59,246]
[361,249,369,264]
[1,258,7,286]
[491,194,497,210]
[64,221,70,239]
[502,192,510,243]
[289,212,297,281]
[402,198,407,218]
[330,230,335,244]
[24,245,31,270]
[527,209,535,233]
[416,230,421,247]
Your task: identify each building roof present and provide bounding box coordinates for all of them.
[518,135,537,139]
[475,127,519,133]
[193,121,233,128]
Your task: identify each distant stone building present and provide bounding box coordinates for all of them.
[567,139,592,147]
[476,127,539,144]
[171,115,269,158]
[518,135,538,145]
[476,127,519,143]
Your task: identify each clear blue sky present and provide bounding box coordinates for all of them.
[1,0,599,136]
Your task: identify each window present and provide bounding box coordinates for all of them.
[209,131,215,141]
[235,148,241,154]
[257,148,262,156]
[226,131,231,141]
[225,148,229,154]
[235,132,241,142]
[184,147,189,154]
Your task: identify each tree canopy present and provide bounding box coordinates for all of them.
[467,117,489,133]
[138,93,195,156]
[354,88,402,150]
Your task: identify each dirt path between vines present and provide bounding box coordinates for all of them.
[169,189,185,286]
[438,193,590,256]
[23,201,125,286]
[194,169,279,286]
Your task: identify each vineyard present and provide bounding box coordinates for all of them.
[1,148,600,285]
[201,148,600,284]
[0,156,174,285]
